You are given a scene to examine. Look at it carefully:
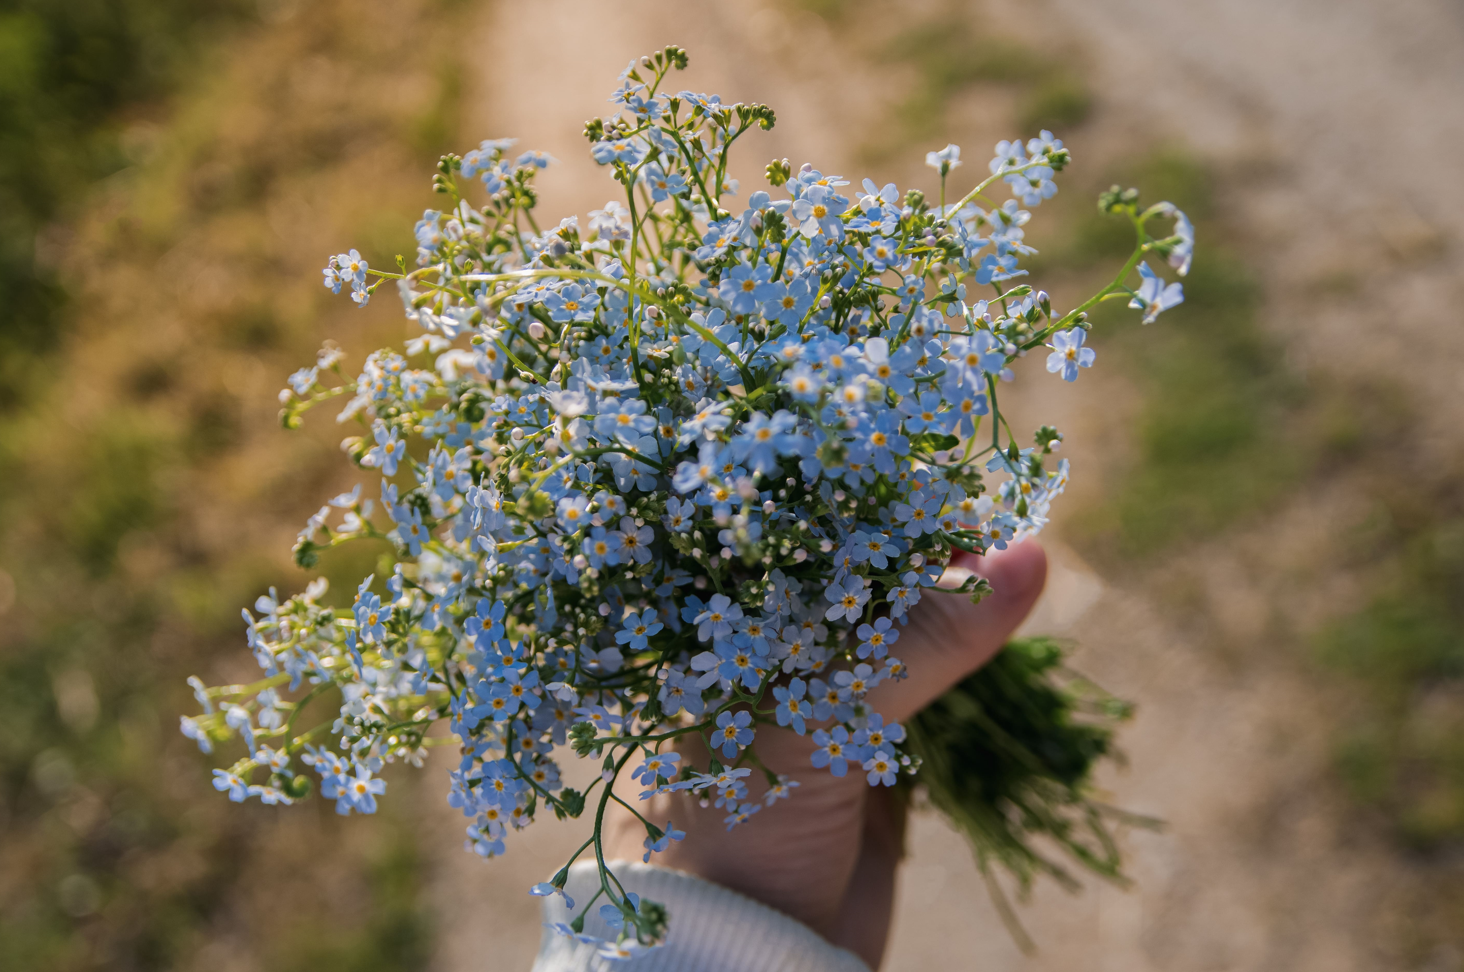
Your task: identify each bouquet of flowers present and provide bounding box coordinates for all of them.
[182,46,1191,959]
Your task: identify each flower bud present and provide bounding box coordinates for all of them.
[527,321,546,340]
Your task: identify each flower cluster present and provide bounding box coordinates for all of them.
[183,47,1191,959]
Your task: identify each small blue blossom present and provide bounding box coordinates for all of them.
[855,616,899,659]
[853,714,906,757]
[1166,207,1195,276]
[1130,261,1185,323]
[1046,328,1096,382]
[343,765,386,814]
[632,751,681,785]
[590,136,645,166]
[722,801,761,831]
[731,410,798,474]
[713,710,755,759]
[892,489,942,538]
[926,143,962,174]
[773,677,809,734]
[642,820,686,862]
[974,252,1026,284]
[616,610,664,651]
[833,663,880,700]
[530,882,575,911]
[662,496,696,532]
[863,749,899,787]
[581,527,623,569]
[642,164,689,201]
[336,248,368,286]
[811,726,852,776]
[212,769,248,802]
[792,185,848,240]
[556,493,590,530]
[542,284,600,323]
[354,586,391,644]
[824,575,871,623]
[694,594,743,641]
[366,422,405,476]
[181,716,213,753]
[897,391,948,434]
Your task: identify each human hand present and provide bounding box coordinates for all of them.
[605,543,1048,969]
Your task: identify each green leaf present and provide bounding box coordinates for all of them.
[912,432,960,453]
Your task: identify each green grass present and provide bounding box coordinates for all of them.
[1052,153,1464,852]
[1320,505,1464,846]
[1091,255,1304,554]
[276,823,433,972]
[1061,154,1464,855]
[1018,74,1091,134]
[873,8,1091,150]
[0,0,255,412]
[0,1,472,968]
[1043,153,1308,557]
[789,0,854,21]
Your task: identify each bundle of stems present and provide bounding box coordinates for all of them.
[902,636,1156,949]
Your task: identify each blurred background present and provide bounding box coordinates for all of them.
[2,0,1462,969]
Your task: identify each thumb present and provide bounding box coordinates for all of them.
[864,541,1047,723]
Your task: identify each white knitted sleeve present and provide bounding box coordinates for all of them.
[530,861,872,972]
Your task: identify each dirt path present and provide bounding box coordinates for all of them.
[422,2,1464,969]
[1040,0,1464,449]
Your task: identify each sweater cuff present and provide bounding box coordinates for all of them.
[530,860,872,972]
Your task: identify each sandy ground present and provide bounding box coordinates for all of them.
[417,2,1464,969]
